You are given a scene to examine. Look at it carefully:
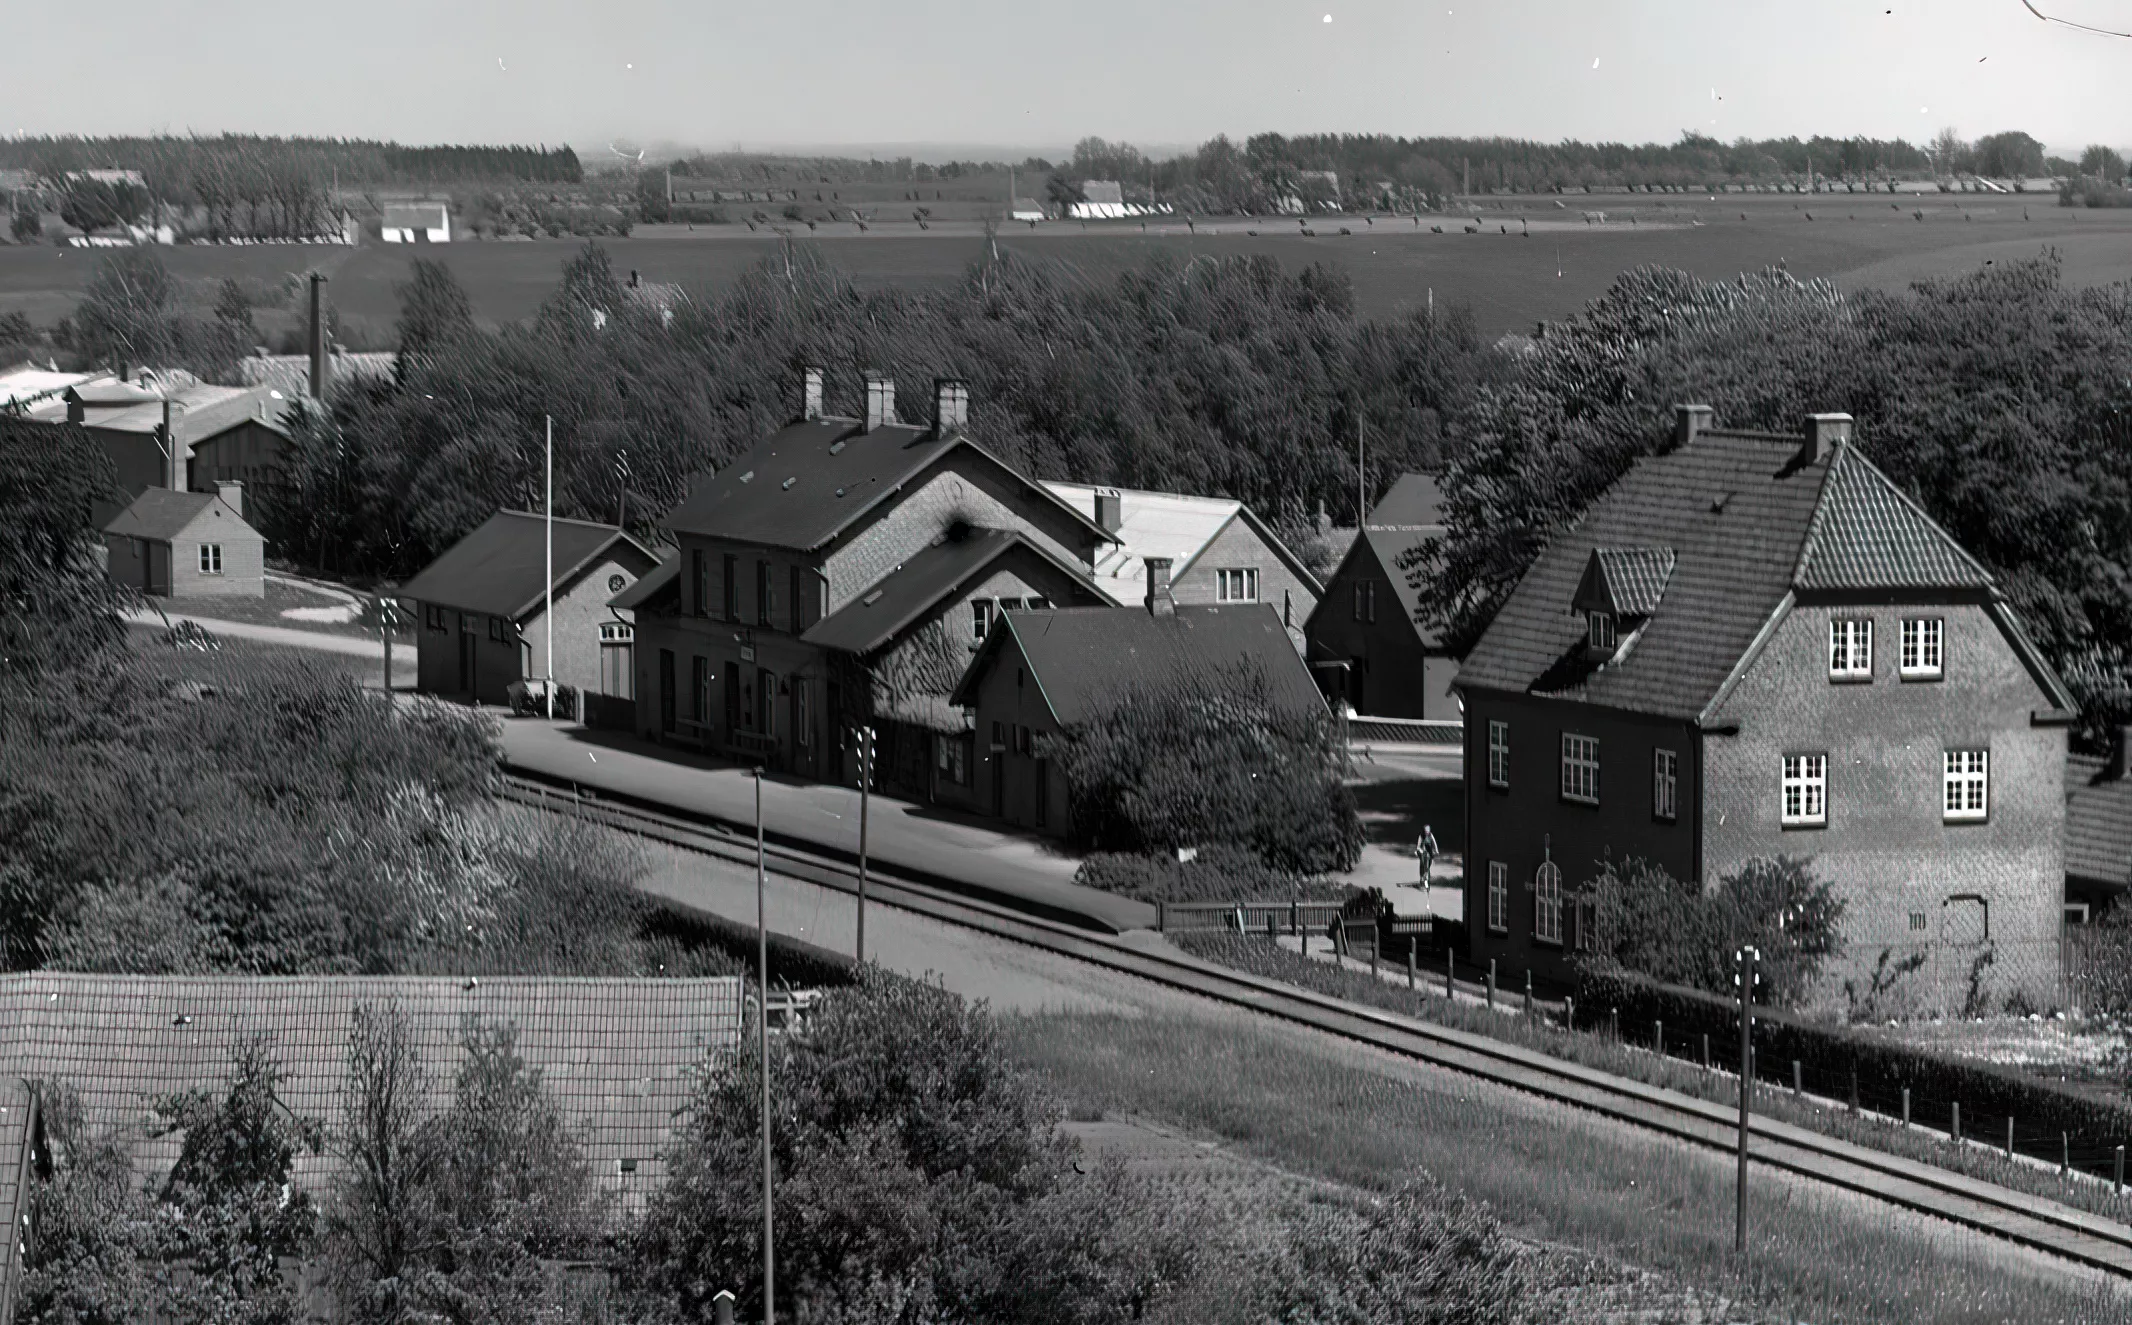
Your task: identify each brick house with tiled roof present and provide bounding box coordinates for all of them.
[1456,406,2076,1012]
[2064,735,2132,922]
[1306,472,1461,719]
[618,367,1115,798]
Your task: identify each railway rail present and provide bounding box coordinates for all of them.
[500,768,2132,1277]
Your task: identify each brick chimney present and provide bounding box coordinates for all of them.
[1095,489,1123,533]
[1800,413,1852,466]
[1144,557,1175,617]
[162,399,187,491]
[932,377,969,435]
[216,480,243,519]
[864,371,895,430]
[307,272,330,401]
[1674,403,1713,449]
[801,365,825,420]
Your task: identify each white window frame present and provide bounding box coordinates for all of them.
[1217,568,1260,603]
[1900,617,1943,680]
[198,542,223,575]
[1560,732,1599,805]
[1587,610,1616,653]
[1653,748,1677,821]
[1486,861,1508,933]
[1944,749,1988,821]
[1534,860,1563,945]
[1354,580,1376,623]
[971,599,992,642]
[1782,753,1827,827]
[1486,720,1509,789]
[1829,618,1873,681]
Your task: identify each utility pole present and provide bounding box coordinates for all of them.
[544,415,554,722]
[1735,944,1761,1257]
[755,769,775,1325]
[856,725,873,964]
[1357,411,1366,526]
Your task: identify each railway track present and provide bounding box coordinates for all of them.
[500,769,2132,1277]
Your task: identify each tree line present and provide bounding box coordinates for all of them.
[1,135,582,189]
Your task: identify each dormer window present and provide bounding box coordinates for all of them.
[1586,611,1617,654]
[1572,545,1675,666]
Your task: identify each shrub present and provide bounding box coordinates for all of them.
[14,1082,162,1324]
[507,679,578,719]
[1580,854,1842,1007]
[1072,843,1322,904]
[1043,660,1363,873]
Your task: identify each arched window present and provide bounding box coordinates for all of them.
[1534,859,1563,945]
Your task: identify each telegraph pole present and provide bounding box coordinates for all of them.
[755,769,775,1324]
[1735,944,1761,1257]
[544,415,554,721]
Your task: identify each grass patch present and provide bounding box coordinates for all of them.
[1175,932,2132,1229]
[1000,1004,2132,1325]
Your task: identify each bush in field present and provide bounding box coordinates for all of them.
[1578,854,1843,1006]
[1073,843,1323,904]
[626,969,1203,1324]
[1044,662,1362,873]
[1259,1181,1537,1325]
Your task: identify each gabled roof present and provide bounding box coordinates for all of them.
[398,510,659,621]
[0,972,741,1211]
[1309,524,1445,649]
[1573,547,1676,617]
[2067,752,2132,891]
[799,527,1102,656]
[951,603,1326,726]
[0,364,100,413]
[1366,472,1447,529]
[1455,427,2071,721]
[382,202,449,228]
[82,384,291,445]
[663,418,1111,555]
[1044,481,1323,603]
[102,488,252,543]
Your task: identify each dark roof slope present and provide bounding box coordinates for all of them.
[1367,472,1447,529]
[2067,752,2132,890]
[799,527,1100,656]
[954,603,1326,726]
[1575,547,1677,617]
[662,418,1111,553]
[399,510,657,620]
[1456,429,2071,721]
[609,554,679,611]
[0,973,742,1208]
[102,488,250,542]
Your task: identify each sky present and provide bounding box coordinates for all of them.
[4,0,2126,157]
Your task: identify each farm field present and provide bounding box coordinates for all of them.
[2,193,2128,340]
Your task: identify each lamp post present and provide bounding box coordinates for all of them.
[754,768,775,1324]
[1735,944,1761,1257]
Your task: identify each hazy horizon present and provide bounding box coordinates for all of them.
[3,0,2124,157]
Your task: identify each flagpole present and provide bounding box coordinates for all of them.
[545,415,554,722]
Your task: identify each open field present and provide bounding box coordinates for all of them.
[3,194,2129,339]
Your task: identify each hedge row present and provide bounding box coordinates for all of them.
[1575,964,2132,1172]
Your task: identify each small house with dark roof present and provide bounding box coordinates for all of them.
[2065,733,2132,922]
[102,484,264,598]
[399,510,660,706]
[948,560,1329,833]
[1305,471,1460,719]
[1456,407,2075,1011]
[621,367,1114,794]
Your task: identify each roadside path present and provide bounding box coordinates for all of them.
[126,608,389,660]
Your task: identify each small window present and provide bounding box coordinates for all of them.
[1534,859,1563,945]
[1587,610,1616,653]
[997,597,1024,613]
[1944,749,1988,821]
[198,543,223,575]
[1353,580,1377,623]
[488,616,511,643]
[1900,618,1943,680]
[756,561,775,627]
[424,604,446,632]
[608,573,628,594]
[1782,753,1827,826]
[1487,861,1508,933]
[1217,568,1260,603]
[1560,733,1599,804]
[1015,725,1032,755]
[1829,618,1873,681]
[990,720,1005,750]
[1909,911,1928,932]
[972,599,992,641]
[721,553,738,620]
[1026,597,1051,611]
[1653,748,1677,821]
[936,733,970,785]
[1486,720,1509,789]
[691,549,708,616]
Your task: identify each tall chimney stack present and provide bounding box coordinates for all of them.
[307,273,330,401]
[1799,412,1853,466]
[1674,403,1713,450]
[1144,557,1175,617]
[800,365,825,420]
[932,377,968,435]
[1095,490,1123,534]
[864,371,895,431]
[162,399,187,491]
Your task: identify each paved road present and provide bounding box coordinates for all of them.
[498,718,1157,933]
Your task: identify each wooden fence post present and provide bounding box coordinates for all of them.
[1157,900,1166,933]
[1701,1033,1710,1070]
[1655,1020,1664,1057]
[1487,960,1497,1008]
[1523,969,1533,1015]
[2006,1116,2015,1160]
[1902,1087,1910,1127]
[1564,995,1575,1030]
[1792,1060,1802,1097]
[1406,943,1416,989]
[1849,1067,1858,1114]
[1446,950,1455,999]
[1952,1102,1961,1145]
[2116,1145,2124,1194]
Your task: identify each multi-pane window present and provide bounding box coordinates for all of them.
[691,549,708,616]
[1587,611,1616,653]
[1217,568,1260,603]
[1353,580,1376,623]
[1487,720,1510,788]
[1487,861,1508,933]
[1901,618,1944,679]
[1653,748,1678,821]
[424,604,446,632]
[1534,859,1563,944]
[488,616,510,643]
[971,599,992,642]
[721,554,738,620]
[1782,753,1827,826]
[1560,733,1600,804]
[1829,618,1873,680]
[197,543,223,574]
[936,734,970,785]
[1944,749,1989,821]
